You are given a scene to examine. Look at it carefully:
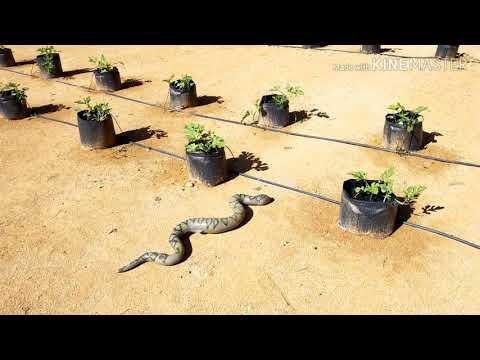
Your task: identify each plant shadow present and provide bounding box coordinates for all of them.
[422,131,443,149]
[226,151,269,181]
[303,45,328,49]
[391,200,414,235]
[121,79,143,90]
[302,45,389,52]
[391,199,442,234]
[196,96,224,107]
[288,109,330,125]
[61,68,93,78]
[116,126,167,145]
[29,104,69,116]
[14,60,36,66]
[378,48,394,54]
[421,205,445,215]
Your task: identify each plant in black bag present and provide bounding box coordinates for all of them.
[386,102,428,132]
[185,123,225,153]
[37,46,60,74]
[242,84,304,123]
[349,167,426,205]
[88,55,123,73]
[164,74,194,92]
[0,82,28,103]
[75,97,112,122]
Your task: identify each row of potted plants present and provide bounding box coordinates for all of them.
[0,45,434,152]
[0,47,431,240]
[301,45,460,58]
[0,82,427,240]
[360,45,460,58]
[74,96,427,239]
[1,46,124,91]
[1,76,430,153]
[2,45,462,69]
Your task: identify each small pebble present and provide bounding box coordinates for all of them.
[185,181,194,188]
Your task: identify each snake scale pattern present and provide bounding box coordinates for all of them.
[118,194,273,273]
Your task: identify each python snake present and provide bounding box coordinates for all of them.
[118,194,273,273]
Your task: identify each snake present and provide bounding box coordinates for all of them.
[118,194,273,273]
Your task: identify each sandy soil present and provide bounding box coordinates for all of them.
[1,45,479,314]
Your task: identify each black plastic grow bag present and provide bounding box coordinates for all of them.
[186,148,227,186]
[0,48,16,67]
[94,68,122,92]
[361,45,381,54]
[169,82,198,109]
[435,45,459,59]
[36,53,63,78]
[0,91,29,120]
[260,95,289,128]
[77,111,116,149]
[338,179,399,238]
[383,116,423,152]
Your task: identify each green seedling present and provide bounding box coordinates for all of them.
[242,84,304,123]
[0,82,28,103]
[37,46,60,74]
[386,102,428,132]
[164,74,194,91]
[75,97,112,122]
[37,46,59,70]
[349,167,426,204]
[269,84,304,107]
[88,54,123,73]
[185,123,225,153]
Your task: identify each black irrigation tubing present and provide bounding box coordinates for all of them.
[401,222,480,250]
[2,67,480,169]
[238,172,341,205]
[185,111,480,168]
[272,45,456,60]
[130,142,187,161]
[27,113,480,251]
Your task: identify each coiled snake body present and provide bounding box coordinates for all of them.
[118,194,273,273]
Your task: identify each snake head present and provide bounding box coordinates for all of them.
[254,194,274,205]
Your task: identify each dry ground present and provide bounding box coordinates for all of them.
[1,45,479,314]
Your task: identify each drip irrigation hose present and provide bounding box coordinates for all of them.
[184,111,480,168]
[273,45,473,61]
[31,113,480,251]
[2,66,479,169]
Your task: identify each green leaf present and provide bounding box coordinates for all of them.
[185,123,224,153]
[403,185,427,204]
[380,167,395,183]
[349,170,368,181]
[414,106,428,113]
[387,102,427,133]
